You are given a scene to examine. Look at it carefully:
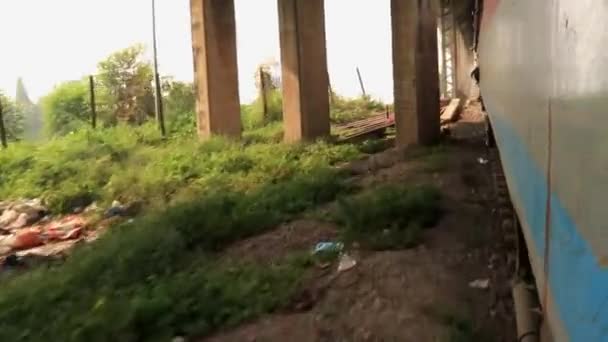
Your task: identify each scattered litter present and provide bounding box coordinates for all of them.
[314,242,344,255]
[0,245,11,255]
[0,210,19,229]
[8,213,30,230]
[16,240,80,259]
[12,229,44,251]
[469,278,490,290]
[478,157,489,165]
[0,213,88,257]
[84,202,99,213]
[0,199,48,231]
[0,198,128,263]
[43,215,86,241]
[337,253,357,273]
[488,253,499,270]
[104,200,128,218]
[2,254,20,268]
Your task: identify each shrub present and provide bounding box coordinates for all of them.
[0,92,26,141]
[331,95,386,124]
[0,126,362,340]
[41,80,92,136]
[335,184,442,250]
[241,90,283,130]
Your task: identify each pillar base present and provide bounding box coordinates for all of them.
[191,0,242,139]
[391,0,441,146]
[278,0,330,142]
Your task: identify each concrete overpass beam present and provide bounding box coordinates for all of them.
[278,0,330,142]
[190,0,242,139]
[391,0,441,146]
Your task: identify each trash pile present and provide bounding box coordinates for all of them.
[0,199,90,260]
[313,241,358,273]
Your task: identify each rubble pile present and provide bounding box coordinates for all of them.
[0,199,92,261]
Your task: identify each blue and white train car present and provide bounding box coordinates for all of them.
[480,0,608,341]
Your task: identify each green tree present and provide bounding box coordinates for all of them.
[162,77,195,116]
[0,92,25,141]
[242,61,283,129]
[41,80,91,136]
[97,44,154,125]
[161,77,195,133]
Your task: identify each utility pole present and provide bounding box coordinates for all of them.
[356,67,367,96]
[152,0,166,136]
[0,99,7,148]
[328,71,335,106]
[89,75,97,129]
[259,67,268,121]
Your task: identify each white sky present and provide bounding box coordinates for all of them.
[0,0,393,104]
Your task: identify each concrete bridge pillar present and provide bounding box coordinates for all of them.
[190,0,242,139]
[278,0,330,142]
[391,0,441,146]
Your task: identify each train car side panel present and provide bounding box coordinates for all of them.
[480,0,608,341]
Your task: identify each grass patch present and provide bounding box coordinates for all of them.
[357,138,392,155]
[0,120,365,341]
[0,253,309,342]
[330,95,386,124]
[0,166,352,341]
[241,90,283,130]
[240,91,386,128]
[444,315,475,342]
[401,144,449,172]
[431,308,476,342]
[423,146,449,172]
[422,304,487,342]
[0,123,359,213]
[334,184,442,250]
[0,171,344,341]
[243,121,284,144]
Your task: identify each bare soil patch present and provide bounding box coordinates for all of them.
[205,103,516,342]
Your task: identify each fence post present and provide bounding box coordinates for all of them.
[89,75,97,129]
[152,0,166,137]
[259,66,268,121]
[328,71,335,106]
[0,99,7,148]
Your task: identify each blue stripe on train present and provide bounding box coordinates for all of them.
[489,107,608,342]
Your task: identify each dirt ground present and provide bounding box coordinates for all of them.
[205,103,516,342]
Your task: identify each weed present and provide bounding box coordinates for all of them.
[330,95,386,124]
[445,316,475,342]
[0,119,364,340]
[0,124,359,213]
[357,138,392,155]
[240,92,386,129]
[0,166,352,341]
[0,253,309,342]
[241,90,283,130]
[243,121,284,144]
[407,145,449,172]
[334,184,442,250]
[422,304,482,342]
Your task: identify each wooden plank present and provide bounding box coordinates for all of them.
[335,112,396,141]
[440,98,461,124]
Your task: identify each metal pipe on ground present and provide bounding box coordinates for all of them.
[512,281,541,342]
